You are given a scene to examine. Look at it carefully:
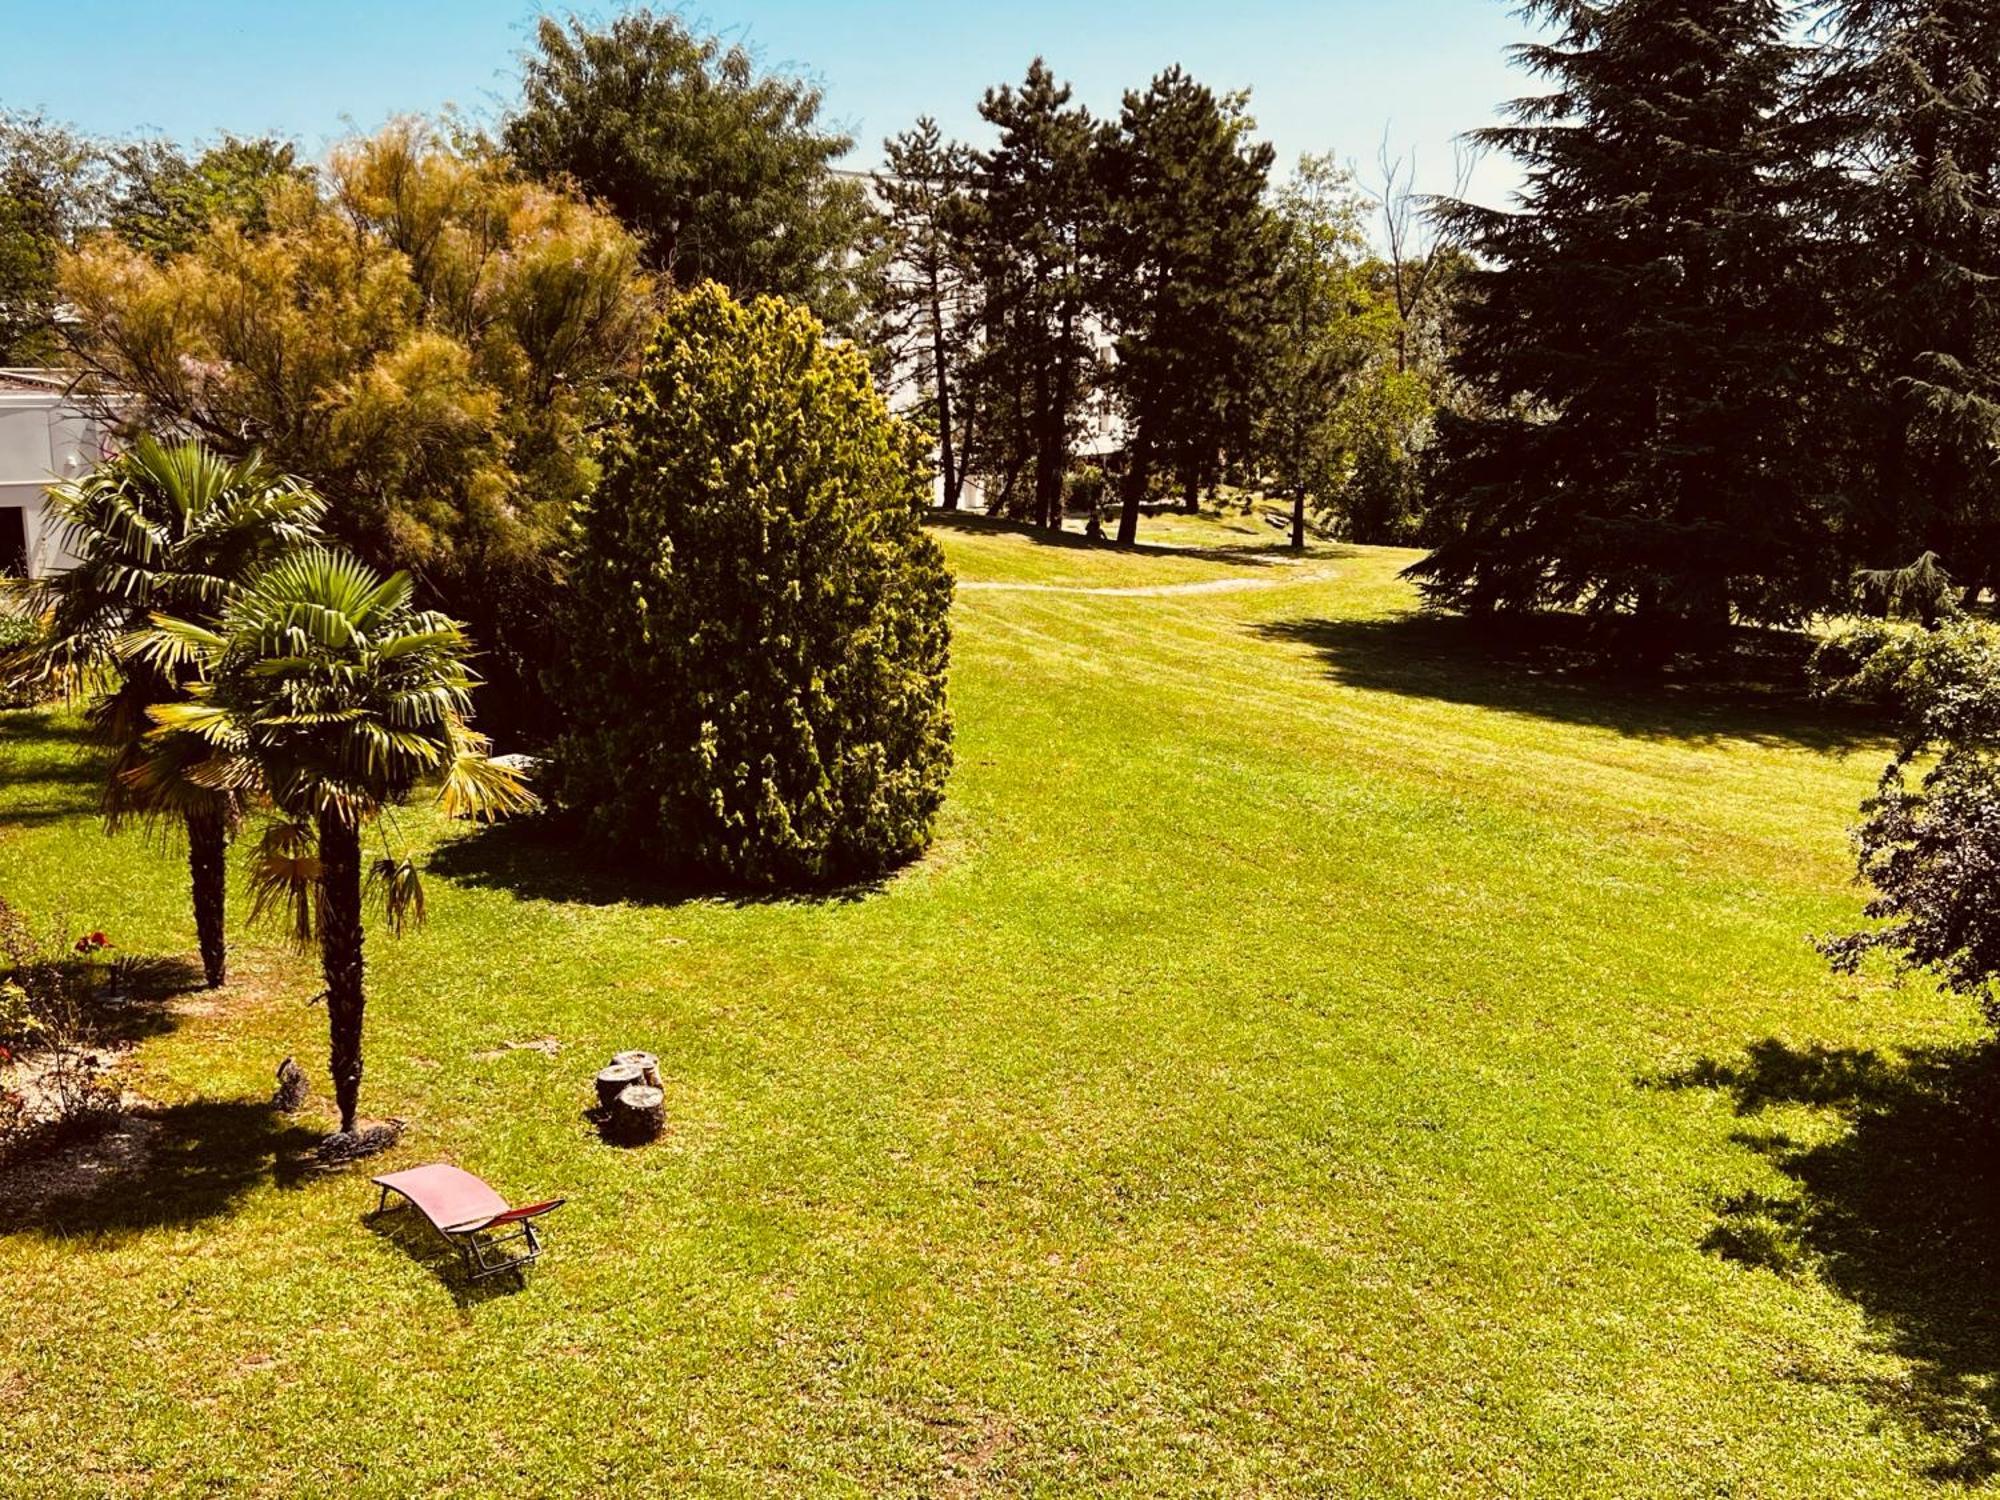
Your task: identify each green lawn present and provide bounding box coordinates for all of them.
[2,513,1994,1496]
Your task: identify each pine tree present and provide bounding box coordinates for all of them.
[1818,1,2000,597]
[1096,68,1280,544]
[876,120,979,510]
[1411,0,1836,637]
[961,61,1100,530]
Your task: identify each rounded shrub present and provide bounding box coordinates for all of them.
[554,283,954,888]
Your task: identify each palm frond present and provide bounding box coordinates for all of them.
[247,818,320,950]
[120,614,228,676]
[368,857,427,937]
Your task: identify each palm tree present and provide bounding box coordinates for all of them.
[9,437,325,987]
[138,548,535,1136]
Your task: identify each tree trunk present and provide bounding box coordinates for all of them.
[1031,356,1059,530]
[186,803,228,989]
[1291,485,1307,552]
[930,273,960,511]
[1117,428,1153,548]
[317,812,366,1135]
[608,1084,664,1145]
[595,1062,643,1110]
[1181,469,1200,514]
[956,400,977,511]
[1035,406,1064,532]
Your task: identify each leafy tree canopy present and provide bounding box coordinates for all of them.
[107,135,312,259]
[505,8,880,333]
[1813,616,2000,1029]
[60,120,658,732]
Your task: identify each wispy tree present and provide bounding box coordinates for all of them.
[61,121,657,734]
[1254,155,1377,549]
[876,119,979,510]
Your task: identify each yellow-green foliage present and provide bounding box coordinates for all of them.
[555,284,954,886]
[59,120,658,725]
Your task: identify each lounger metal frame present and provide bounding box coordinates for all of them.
[370,1181,564,1281]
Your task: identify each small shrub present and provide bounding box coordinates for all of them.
[0,899,122,1163]
[1813,618,2000,1029]
[1064,463,1108,517]
[555,284,954,887]
[0,607,51,708]
[0,979,44,1048]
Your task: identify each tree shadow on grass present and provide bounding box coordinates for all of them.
[0,712,96,747]
[87,953,208,1045]
[926,508,1349,569]
[426,815,891,911]
[0,713,102,795]
[0,1098,322,1242]
[1649,1039,2000,1482]
[1254,611,1883,752]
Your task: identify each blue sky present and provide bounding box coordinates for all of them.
[0,1,1531,204]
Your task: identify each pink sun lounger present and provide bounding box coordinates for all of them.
[369,1163,565,1280]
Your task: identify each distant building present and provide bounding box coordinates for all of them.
[0,370,109,577]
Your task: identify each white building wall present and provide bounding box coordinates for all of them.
[0,380,106,577]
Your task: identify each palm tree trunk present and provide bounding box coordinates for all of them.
[317,812,366,1135]
[186,804,228,989]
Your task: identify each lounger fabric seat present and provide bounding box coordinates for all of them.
[370,1163,564,1279]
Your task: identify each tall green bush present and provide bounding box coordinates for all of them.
[555,284,954,888]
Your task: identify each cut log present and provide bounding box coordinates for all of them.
[594,1063,643,1111]
[612,1050,662,1089]
[607,1083,664,1145]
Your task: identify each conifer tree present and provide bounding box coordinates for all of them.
[505,8,881,334]
[960,61,1099,530]
[1096,68,1280,544]
[1818,1,2000,596]
[876,119,979,510]
[1411,0,1836,637]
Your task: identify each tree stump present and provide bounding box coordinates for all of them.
[612,1050,662,1089]
[607,1083,664,1145]
[594,1063,643,1111]
[272,1056,307,1113]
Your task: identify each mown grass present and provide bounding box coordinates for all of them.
[1,513,1995,1497]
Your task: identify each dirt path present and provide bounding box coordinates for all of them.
[958,568,1338,598]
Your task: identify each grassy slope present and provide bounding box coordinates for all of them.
[0,512,1990,1497]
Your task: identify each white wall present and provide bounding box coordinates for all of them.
[0,387,104,577]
